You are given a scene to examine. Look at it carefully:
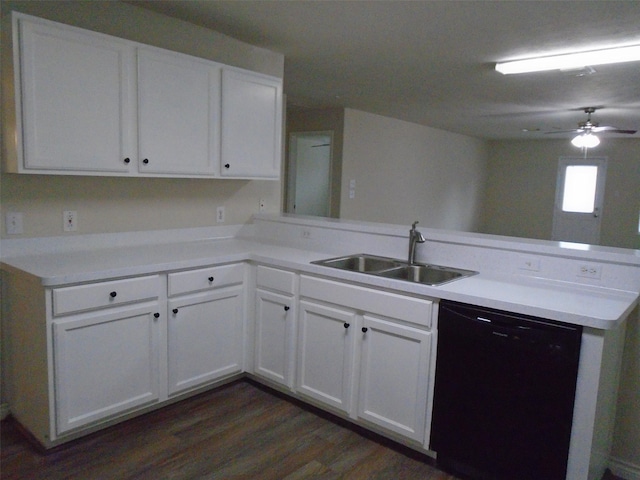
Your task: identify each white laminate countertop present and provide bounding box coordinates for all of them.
[1,236,638,330]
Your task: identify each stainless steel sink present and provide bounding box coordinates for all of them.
[312,254,477,286]
[375,264,477,286]
[312,254,402,273]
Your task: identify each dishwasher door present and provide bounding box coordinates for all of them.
[430,300,582,480]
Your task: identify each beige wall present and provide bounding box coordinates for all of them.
[480,138,640,250]
[339,109,488,231]
[0,1,284,238]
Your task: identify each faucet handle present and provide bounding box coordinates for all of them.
[411,221,419,230]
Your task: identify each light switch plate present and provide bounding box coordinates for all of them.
[6,212,23,235]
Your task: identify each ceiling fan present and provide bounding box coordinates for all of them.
[546,107,636,148]
[546,107,637,135]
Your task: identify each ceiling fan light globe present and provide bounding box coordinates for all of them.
[572,133,600,148]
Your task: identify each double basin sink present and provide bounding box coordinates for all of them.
[312,254,477,286]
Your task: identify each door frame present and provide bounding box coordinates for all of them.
[286,131,334,216]
[552,156,607,244]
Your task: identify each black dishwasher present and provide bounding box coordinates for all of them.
[430,300,582,480]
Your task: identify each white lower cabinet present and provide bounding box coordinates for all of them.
[53,304,161,434]
[254,289,296,387]
[166,264,245,396]
[296,300,357,413]
[297,275,434,445]
[358,315,432,443]
[167,287,244,396]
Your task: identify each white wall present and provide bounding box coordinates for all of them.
[339,108,488,231]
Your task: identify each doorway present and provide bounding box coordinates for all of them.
[286,131,333,217]
[552,157,607,244]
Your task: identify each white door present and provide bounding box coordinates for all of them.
[358,315,432,443]
[552,157,607,244]
[220,69,283,178]
[53,305,160,434]
[18,17,135,173]
[287,132,333,216]
[296,300,356,414]
[254,289,295,387]
[167,288,244,396]
[137,48,220,175]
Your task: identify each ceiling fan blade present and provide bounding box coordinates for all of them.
[544,129,580,134]
[592,126,637,134]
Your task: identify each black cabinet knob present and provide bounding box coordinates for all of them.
[143,158,149,164]
[284,306,290,311]
[224,163,230,169]
[208,276,214,282]
[362,327,368,333]
[124,157,130,164]
[109,291,117,298]
[344,323,350,329]
[154,313,160,319]
[173,308,179,314]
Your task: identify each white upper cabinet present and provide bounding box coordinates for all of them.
[5,13,283,179]
[15,15,136,174]
[221,69,283,179]
[137,48,220,176]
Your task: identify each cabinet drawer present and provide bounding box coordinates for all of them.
[53,275,160,316]
[300,275,433,328]
[168,263,244,297]
[256,265,296,294]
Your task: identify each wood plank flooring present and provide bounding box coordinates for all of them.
[1,380,459,479]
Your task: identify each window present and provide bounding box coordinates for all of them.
[561,165,598,213]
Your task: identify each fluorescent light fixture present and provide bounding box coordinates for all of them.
[571,133,600,148]
[495,44,640,74]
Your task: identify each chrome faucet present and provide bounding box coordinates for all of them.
[408,221,426,265]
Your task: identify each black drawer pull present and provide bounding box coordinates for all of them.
[284,306,290,312]
[123,157,130,164]
[143,158,149,164]
[362,327,368,333]
[153,313,160,319]
[224,163,230,169]
[109,291,117,298]
[344,323,350,329]
[208,276,214,282]
[173,308,179,314]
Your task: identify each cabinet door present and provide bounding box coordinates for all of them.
[167,287,244,396]
[53,304,161,434]
[358,315,432,443]
[138,48,220,176]
[18,16,135,173]
[296,300,357,414]
[254,289,295,388]
[220,69,282,178]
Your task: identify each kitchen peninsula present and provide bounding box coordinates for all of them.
[2,214,639,480]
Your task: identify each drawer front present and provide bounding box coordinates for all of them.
[300,275,433,328]
[53,275,160,316]
[168,263,244,297]
[256,265,296,294]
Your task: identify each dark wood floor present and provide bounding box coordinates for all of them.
[1,380,459,479]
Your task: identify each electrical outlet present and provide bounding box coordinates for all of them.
[5,212,23,235]
[216,206,225,223]
[577,264,602,279]
[301,229,311,239]
[63,210,77,232]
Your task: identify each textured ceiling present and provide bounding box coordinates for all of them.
[130,0,640,140]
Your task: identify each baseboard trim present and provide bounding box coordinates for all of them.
[610,457,640,480]
[1,403,10,420]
